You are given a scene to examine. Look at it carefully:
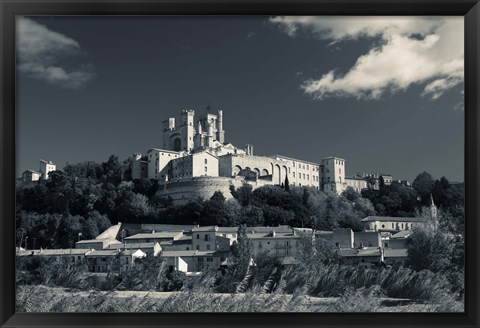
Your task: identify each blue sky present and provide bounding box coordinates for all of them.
[16,16,464,182]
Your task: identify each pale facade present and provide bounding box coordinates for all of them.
[131,153,148,180]
[320,157,346,194]
[39,160,56,180]
[169,151,219,180]
[248,233,300,258]
[271,155,320,189]
[146,148,182,180]
[21,170,42,184]
[345,178,369,193]
[361,216,425,232]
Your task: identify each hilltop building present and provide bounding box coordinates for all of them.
[20,160,56,185]
[127,108,395,203]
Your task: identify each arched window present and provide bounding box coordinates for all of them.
[204,158,208,164]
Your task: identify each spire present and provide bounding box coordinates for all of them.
[429,193,438,219]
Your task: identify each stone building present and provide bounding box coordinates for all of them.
[128,108,378,202]
[21,159,56,185]
[39,159,56,180]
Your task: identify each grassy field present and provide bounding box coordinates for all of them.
[16,285,458,313]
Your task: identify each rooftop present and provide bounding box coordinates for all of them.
[362,216,425,223]
[85,250,120,257]
[121,249,146,256]
[76,238,120,244]
[192,226,217,232]
[216,227,239,234]
[384,248,408,258]
[246,232,296,239]
[125,231,183,240]
[159,250,218,257]
[390,230,412,239]
[271,155,320,166]
[106,242,158,249]
[338,247,382,257]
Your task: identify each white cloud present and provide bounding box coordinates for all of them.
[270,16,464,101]
[17,17,94,89]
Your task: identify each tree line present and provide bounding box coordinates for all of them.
[17,155,464,250]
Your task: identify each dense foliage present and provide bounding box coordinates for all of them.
[16,155,464,249]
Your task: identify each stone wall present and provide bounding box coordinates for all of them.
[156,176,271,205]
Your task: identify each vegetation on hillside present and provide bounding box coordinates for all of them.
[16,155,465,312]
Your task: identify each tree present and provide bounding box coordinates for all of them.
[412,172,435,205]
[100,155,122,185]
[200,191,228,226]
[231,224,251,274]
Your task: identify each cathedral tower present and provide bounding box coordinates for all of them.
[180,109,195,152]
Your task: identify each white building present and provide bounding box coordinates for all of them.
[39,160,56,180]
[129,108,378,201]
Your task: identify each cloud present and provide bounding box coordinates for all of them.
[17,17,95,89]
[270,16,463,101]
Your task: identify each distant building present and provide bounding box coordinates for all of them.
[383,248,408,266]
[39,159,56,180]
[21,170,42,184]
[124,231,184,244]
[20,159,56,185]
[338,247,384,267]
[361,216,425,232]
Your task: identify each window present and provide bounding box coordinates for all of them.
[196,234,199,239]
[205,234,210,241]
[205,167,208,173]
[293,172,295,178]
[196,245,199,250]
[207,244,211,250]
[385,242,389,248]
[293,162,295,167]
[204,159,208,164]
[335,242,339,247]
[382,224,385,228]
[306,165,309,169]
[307,174,309,180]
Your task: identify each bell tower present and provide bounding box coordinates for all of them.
[180,109,195,152]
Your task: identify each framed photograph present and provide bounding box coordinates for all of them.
[1,0,479,327]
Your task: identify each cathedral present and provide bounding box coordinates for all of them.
[129,107,369,204]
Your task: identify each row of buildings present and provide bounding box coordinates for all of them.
[125,108,407,203]
[19,159,56,185]
[19,108,410,203]
[18,214,427,274]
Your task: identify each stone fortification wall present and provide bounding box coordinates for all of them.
[156,176,272,205]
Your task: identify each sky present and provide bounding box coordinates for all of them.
[16,16,464,182]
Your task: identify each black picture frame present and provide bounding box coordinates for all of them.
[1,1,479,327]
